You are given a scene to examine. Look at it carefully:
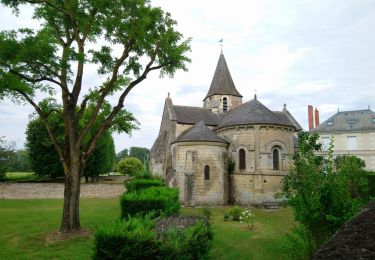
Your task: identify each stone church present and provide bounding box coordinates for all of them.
[151,52,302,206]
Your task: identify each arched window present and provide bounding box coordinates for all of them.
[239,149,246,170]
[273,148,279,170]
[223,97,228,113]
[204,165,210,180]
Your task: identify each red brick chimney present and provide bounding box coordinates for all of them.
[314,108,320,128]
[308,105,314,130]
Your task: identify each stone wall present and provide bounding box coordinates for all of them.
[230,173,285,205]
[172,142,228,206]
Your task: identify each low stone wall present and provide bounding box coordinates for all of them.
[0,183,125,199]
[314,200,375,259]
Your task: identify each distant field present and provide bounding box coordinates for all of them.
[0,199,297,259]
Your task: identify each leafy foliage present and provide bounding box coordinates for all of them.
[93,215,212,260]
[0,0,190,231]
[160,219,213,260]
[120,187,179,218]
[93,215,160,260]
[0,137,14,181]
[26,116,116,178]
[279,131,371,253]
[125,178,165,193]
[227,206,243,221]
[117,157,144,176]
[25,117,65,178]
[4,149,32,172]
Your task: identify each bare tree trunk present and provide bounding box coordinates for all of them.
[60,161,82,233]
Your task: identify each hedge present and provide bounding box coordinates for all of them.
[120,187,179,218]
[93,215,212,260]
[125,178,165,193]
[92,215,161,259]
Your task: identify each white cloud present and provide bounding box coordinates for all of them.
[1,0,375,152]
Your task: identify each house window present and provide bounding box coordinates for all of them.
[321,137,331,150]
[272,148,279,170]
[347,136,357,150]
[239,149,246,170]
[372,118,375,123]
[327,121,333,126]
[223,97,228,113]
[204,165,210,180]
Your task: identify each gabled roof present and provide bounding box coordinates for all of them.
[313,109,375,132]
[216,98,296,129]
[172,121,229,144]
[204,53,242,100]
[173,105,219,126]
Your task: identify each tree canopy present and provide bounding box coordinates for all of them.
[0,0,190,232]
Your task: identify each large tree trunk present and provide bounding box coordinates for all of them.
[60,161,82,233]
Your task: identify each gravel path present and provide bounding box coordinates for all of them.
[0,183,125,199]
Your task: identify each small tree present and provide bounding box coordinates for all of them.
[278,131,370,254]
[118,157,144,176]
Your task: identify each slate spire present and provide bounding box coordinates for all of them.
[205,53,242,99]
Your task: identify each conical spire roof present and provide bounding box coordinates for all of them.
[204,53,242,99]
[172,121,228,144]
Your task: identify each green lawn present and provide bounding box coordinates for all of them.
[0,199,296,259]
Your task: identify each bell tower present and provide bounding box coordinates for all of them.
[203,52,242,114]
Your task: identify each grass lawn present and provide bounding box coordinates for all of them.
[4,172,42,182]
[0,199,296,259]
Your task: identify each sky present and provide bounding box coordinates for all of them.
[1,0,375,152]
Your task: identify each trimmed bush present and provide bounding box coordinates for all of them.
[92,215,161,259]
[93,215,213,260]
[117,157,144,176]
[120,187,179,218]
[125,178,165,193]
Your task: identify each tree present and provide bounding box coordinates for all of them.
[26,116,65,178]
[0,137,14,181]
[5,149,32,172]
[278,131,370,255]
[116,148,129,162]
[84,131,116,181]
[0,0,190,233]
[117,157,144,176]
[26,115,117,181]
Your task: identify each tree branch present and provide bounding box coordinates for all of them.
[16,89,67,171]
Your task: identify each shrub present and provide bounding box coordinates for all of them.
[93,215,213,260]
[201,207,212,220]
[117,157,144,176]
[228,206,243,221]
[160,218,213,260]
[366,172,375,197]
[93,215,161,259]
[125,178,165,193]
[120,187,179,218]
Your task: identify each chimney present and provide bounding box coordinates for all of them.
[314,108,320,128]
[308,105,314,130]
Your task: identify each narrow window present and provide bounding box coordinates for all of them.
[204,165,210,180]
[239,149,246,170]
[347,136,357,150]
[223,97,228,113]
[273,149,279,170]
